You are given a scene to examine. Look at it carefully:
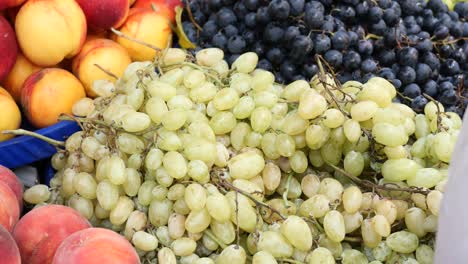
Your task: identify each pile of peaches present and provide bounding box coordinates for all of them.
[0,164,141,264]
[0,0,180,140]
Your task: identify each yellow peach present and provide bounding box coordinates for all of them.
[72,38,131,97]
[113,8,172,62]
[15,0,87,66]
[2,53,43,103]
[21,68,86,128]
[0,87,21,142]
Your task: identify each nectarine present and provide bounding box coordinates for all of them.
[114,8,172,61]
[0,15,18,82]
[52,228,140,264]
[133,0,178,22]
[0,87,21,142]
[76,0,129,32]
[72,38,131,97]
[0,225,20,264]
[0,165,23,210]
[2,52,43,103]
[13,205,91,264]
[0,181,20,232]
[21,68,86,128]
[15,0,87,66]
[0,0,26,11]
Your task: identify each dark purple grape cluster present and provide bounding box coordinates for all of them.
[182,0,468,115]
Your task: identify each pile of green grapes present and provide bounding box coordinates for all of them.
[23,48,460,264]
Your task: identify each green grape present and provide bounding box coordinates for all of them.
[252,251,278,264]
[190,82,217,103]
[324,210,346,242]
[358,81,392,107]
[232,52,258,73]
[282,80,309,102]
[407,168,442,188]
[195,48,224,67]
[149,199,173,227]
[117,133,145,154]
[158,247,177,264]
[372,107,402,125]
[414,114,430,139]
[215,245,247,264]
[210,219,236,244]
[275,133,296,157]
[187,160,209,183]
[344,151,364,177]
[132,231,159,251]
[372,215,390,237]
[162,151,187,179]
[251,107,272,133]
[183,136,217,164]
[305,123,330,150]
[24,184,51,204]
[433,131,454,162]
[167,184,185,201]
[386,231,419,254]
[226,191,257,232]
[110,196,134,225]
[307,247,335,264]
[323,109,345,128]
[185,208,211,233]
[257,231,293,258]
[405,208,427,238]
[320,142,342,165]
[184,69,206,89]
[209,111,237,134]
[361,219,382,248]
[213,88,239,111]
[415,244,434,264]
[251,69,274,91]
[290,150,308,173]
[351,101,379,121]
[171,238,197,257]
[343,211,363,234]
[228,151,265,180]
[281,111,309,135]
[383,146,407,159]
[233,96,256,119]
[96,180,119,210]
[372,123,408,147]
[68,194,94,220]
[157,130,183,151]
[372,241,392,262]
[245,131,263,148]
[342,186,362,214]
[427,190,442,216]
[184,183,207,211]
[253,91,278,108]
[341,249,369,264]
[73,172,97,200]
[298,89,327,119]
[381,159,420,181]
[162,109,187,131]
[280,215,313,251]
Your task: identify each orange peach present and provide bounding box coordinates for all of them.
[15,0,87,66]
[76,0,129,32]
[72,38,131,97]
[133,0,175,22]
[2,53,43,103]
[0,0,26,11]
[21,68,86,128]
[0,225,21,264]
[13,205,91,264]
[0,15,18,82]
[0,165,23,210]
[52,228,140,264]
[129,0,136,6]
[0,87,21,142]
[113,8,172,61]
[0,181,20,232]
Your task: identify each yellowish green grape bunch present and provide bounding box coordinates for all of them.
[24,47,461,264]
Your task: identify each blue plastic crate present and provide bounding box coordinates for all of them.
[0,121,81,169]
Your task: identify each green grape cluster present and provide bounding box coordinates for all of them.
[23,47,460,264]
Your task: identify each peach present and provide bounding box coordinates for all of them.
[52,228,140,264]
[129,0,136,6]
[0,0,26,11]
[0,15,18,82]
[0,165,23,210]
[0,225,21,264]
[113,8,172,61]
[0,181,20,232]
[76,0,129,32]
[72,38,131,97]
[13,205,91,264]
[2,52,43,103]
[0,87,21,142]
[133,0,177,22]
[21,68,86,128]
[15,0,87,66]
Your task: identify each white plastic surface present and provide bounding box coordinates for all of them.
[435,108,468,263]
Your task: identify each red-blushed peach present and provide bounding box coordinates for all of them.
[0,181,20,232]
[0,225,20,264]
[113,8,172,61]
[2,52,43,103]
[0,0,26,11]
[129,0,136,6]
[133,0,175,22]
[52,228,140,264]
[21,68,86,128]
[13,205,91,264]
[72,38,131,97]
[0,165,23,211]
[0,15,18,82]
[15,0,87,66]
[0,87,21,142]
[76,0,129,32]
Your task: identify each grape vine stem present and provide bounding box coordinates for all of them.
[2,129,65,147]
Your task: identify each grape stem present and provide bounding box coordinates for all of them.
[213,172,286,220]
[94,64,118,79]
[327,163,430,195]
[110,28,162,52]
[185,0,203,31]
[2,129,65,147]
[422,93,444,132]
[283,173,293,208]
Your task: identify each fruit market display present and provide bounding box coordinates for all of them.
[181,0,468,115]
[11,47,457,264]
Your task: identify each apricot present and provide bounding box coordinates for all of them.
[0,225,20,264]
[0,181,20,232]
[0,165,23,210]
[76,0,129,32]
[21,68,86,128]
[113,8,172,61]
[2,53,42,102]
[13,205,91,264]
[72,38,131,97]
[0,15,18,81]
[0,88,21,142]
[15,0,87,66]
[52,228,140,264]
